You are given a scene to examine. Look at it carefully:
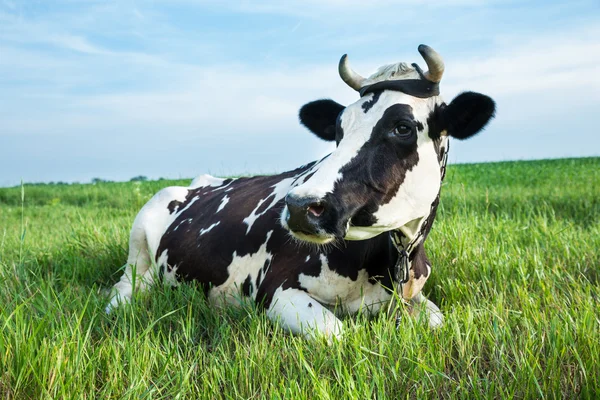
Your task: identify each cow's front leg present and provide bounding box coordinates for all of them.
[266,287,343,341]
[401,242,444,328]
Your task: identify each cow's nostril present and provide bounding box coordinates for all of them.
[308,204,325,217]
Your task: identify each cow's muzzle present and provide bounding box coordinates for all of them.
[283,194,337,243]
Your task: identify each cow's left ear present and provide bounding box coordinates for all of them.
[299,99,345,141]
[443,91,496,140]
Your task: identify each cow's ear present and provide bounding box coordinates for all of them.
[443,92,496,140]
[299,99,345,141]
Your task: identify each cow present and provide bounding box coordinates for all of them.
[106,45,495,340]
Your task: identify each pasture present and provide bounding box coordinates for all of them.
[0,157,598,399]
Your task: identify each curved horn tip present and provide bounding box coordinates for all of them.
[417,44,434,57]
[338,54,348,68]
[417,44,444,83]
[338,53,365,91]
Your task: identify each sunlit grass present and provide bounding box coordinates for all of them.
[1,157,598,398]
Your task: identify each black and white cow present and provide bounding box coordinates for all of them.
[107,45,495,340]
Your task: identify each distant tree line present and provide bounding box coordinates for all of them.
[20,175,171,187]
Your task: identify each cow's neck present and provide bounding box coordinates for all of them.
[390,136,449,284]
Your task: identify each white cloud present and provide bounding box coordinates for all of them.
[443,24,600,99]
[1,1,599,185]
[47,34,110,55]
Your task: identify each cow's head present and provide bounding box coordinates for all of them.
[281,45,495,244]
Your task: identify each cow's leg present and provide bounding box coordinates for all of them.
[105,225,155,313]
[401,242,444,328]
[266,287,343,341]
[105,186,188,314]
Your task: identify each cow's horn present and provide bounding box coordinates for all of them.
[418,44,444,83]
[339,54,365,91]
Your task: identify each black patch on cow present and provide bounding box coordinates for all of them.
[361,91,382,114]
[415,120,424,132]
[167,199,183,214]
[408,242,431,280]
[360,79,439,99]
[426,103,445,140]
[426,105,449,163]
[255,260,268,289]
[442,92,496,140]
[220,178,233,187]
[313,104,421,238]
[242,275,252,296]
[299,99,345,142]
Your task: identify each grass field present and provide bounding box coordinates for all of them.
[1,157,599,399]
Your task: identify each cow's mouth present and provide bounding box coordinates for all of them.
[288,230,336,245]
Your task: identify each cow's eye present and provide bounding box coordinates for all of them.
[392,124,413,138]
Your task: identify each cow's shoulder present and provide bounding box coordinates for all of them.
[257,233,396,310]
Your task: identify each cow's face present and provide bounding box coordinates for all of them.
[281,45,495,244]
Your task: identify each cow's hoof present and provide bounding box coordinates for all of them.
[303,320,344,344]
[408,296,444,328]
[104,298,119,314]
[104,292,129,314]
[425,299,444,328]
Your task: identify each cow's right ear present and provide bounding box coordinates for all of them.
[299,99,345,141]
[442,92,496,140]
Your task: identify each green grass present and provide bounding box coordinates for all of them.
[1,157,599,399]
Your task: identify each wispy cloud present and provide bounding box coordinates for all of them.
[0,0,598,186]
[46,34,110,55]
[444,24,600,98]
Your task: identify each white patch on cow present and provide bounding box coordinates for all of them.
[370,137,441,233]
[211,179,236,192]
[267,286,344,341]
[174,195,200,220]
[298,254,390,314]
[305,255,311,262]
[216,195,230,213]
[208,231,273,305]
[344,225,389,241]
[190,174,224,189]
[199,221,220,236]
[288,150,352,199]
[362,62,421,86]
[402,262,431,300]
[138,187,190,259]
[243,178,295,234]
[107,185,189,312]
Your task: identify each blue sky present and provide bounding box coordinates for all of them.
[1,0,598,186]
